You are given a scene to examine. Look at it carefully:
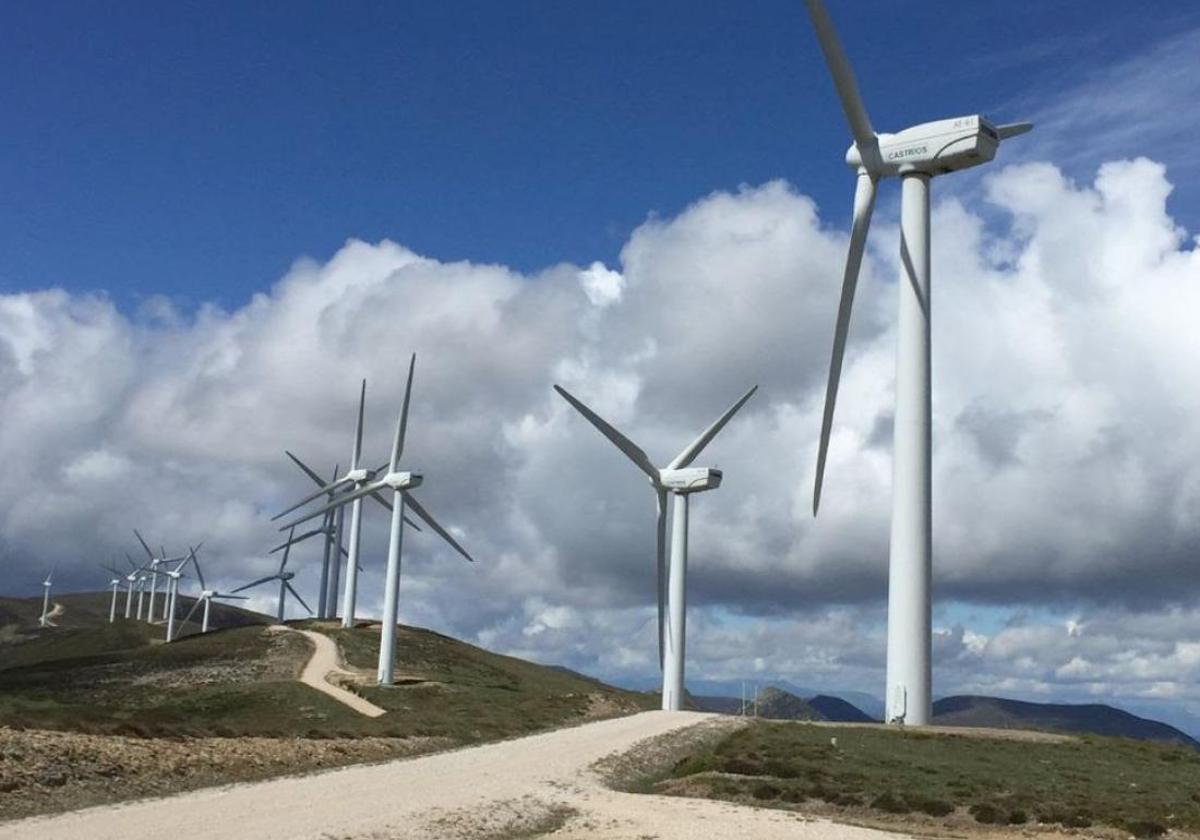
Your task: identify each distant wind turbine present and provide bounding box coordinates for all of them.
[277,356,474,685]
[232,529,313,623]
[554,383,757,711]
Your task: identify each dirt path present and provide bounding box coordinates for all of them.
[0,711,910,840]
[292,629,386,718]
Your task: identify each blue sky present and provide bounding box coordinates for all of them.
[2,0,1197,310]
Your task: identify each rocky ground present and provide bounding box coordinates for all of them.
[0,726,450,821]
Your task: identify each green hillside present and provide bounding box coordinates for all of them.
[651,719,1200,837]
[0,592,652,741]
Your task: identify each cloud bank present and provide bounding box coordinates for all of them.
[2,157,1198,729]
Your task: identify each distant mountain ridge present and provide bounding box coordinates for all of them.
[690,685,873,723]
[934,695,1200,748]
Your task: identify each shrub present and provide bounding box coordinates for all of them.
[969,802,1005,824]
[871,792,910,814]
[1125,821,1166,838]
[914,798,954,817]
[751,782,781,800]
[780,789,806,804]
[1007,809,1028,825]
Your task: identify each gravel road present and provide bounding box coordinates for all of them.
[0,711,910,839]
[293,628,386,718]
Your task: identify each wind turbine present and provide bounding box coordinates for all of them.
[162,551,194,643]
[176,552,248,635]
[278,355,474,685]
[101,567,121,623]
[133,530,185,624]
[231,530,313,623]
[121,554,143,619]
[273,380,421,627]
[38,565,56,627]
[554,383,757,711]
[802,0,1032,725]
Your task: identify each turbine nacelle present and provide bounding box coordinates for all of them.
[656,467,723,494]
[847,116,1002,177]
[345,467,374,483]
[380,470,422,491]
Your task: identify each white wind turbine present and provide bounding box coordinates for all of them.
[273,380,421,627]
[802,0,1032,725]
[176,552,248,635]
[132,530,185,624]
[101,566,121,623]
[119,554,144,619]
[269,459,345,619]
[278,355,474,685]
[231,530,313,623]
[162,549,198,643]
[38,565,56,627]
[554,383,757,711]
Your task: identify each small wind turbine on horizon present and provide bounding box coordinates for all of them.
[231,529,313,623]
[277,355,474,685]
[176,551,248,635]
[102,567,121,623]
[802,0,1032,725]
[38,565,56,627]
[554,383,757,711]
[133,530,186,625]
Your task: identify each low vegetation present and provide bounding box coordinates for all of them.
[649,720,1200,837]
[0,594,655,820]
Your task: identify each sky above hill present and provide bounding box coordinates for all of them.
[2,2,1200,734]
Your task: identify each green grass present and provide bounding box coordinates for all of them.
[0,603,652,743]
[316,621,656,742]
[653,720,1200,836]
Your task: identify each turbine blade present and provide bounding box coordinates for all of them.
[997,121,1033,140]
[193,555,206,592]
[279,527,294,574]
[667,385,758,470]
[214,594,250,600]
[180,597,203,629]
[285,582,313,615]
[268,527,325,554]
[802,0,877,152]
[814,171,877,516]
[271,468,354,521]
[402,491,473,563]
[352,378,366,470]
[231,575,278,594]
[133,529,156,561]
[656,488,667,672]
[276,479,383,531]
[553,385,658,481]
[391,354,416,472]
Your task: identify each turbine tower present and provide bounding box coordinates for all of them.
[38,565,55,627]
[803,0,1032,725]
[121,554,143,619]
[101,566,121,623]
[278,355,474,685]
[162,552,193,643]
[231,529,313,623]
[554,383,757,711]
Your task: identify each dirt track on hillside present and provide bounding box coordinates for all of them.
[0,711,912,839]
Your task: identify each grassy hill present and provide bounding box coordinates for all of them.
[0,591,654,820]
[0,593,652,741]
[692,686,874,723]
[934,695,1200,748]
[650,719,1200,837]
